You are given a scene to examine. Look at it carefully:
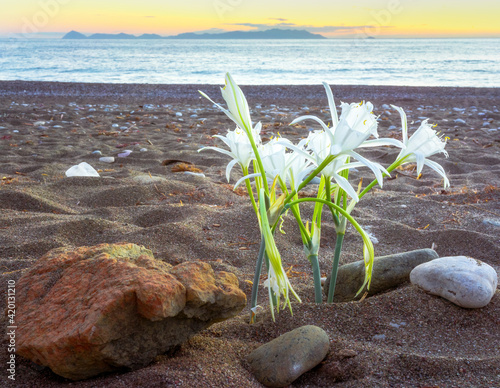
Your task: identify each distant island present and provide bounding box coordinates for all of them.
[62,29,326,40]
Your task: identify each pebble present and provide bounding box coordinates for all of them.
[117,150,132,158]
[454,119,466,124]
[65,162,100,178]
[410,256,498,308]
[175,112,183,117]
[183,172,205,178]
[92,150,102,155]
[119,126,128,130]
[139,148,147,152]
[34,121,45,126]
[99,157,115,163]
[247,325,329,387]
[381,104,391,110]
[483,218,500,227]
[112,124,119,128]
[132,175,167,185]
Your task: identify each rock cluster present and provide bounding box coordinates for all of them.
[14,243,246,380]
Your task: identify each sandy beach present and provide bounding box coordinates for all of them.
[1,81,499,387]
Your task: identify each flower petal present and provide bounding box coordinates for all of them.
[358,138,405,149]
[233,172,261,190]
[424,159,450,188]
[331,173,359,202]
[290,115,331,132]
[391,104,408,144]
[322,82,339,125]
[226,158,239,182]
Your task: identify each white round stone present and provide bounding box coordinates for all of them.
[99,157,115,163]
[410,256,498,308]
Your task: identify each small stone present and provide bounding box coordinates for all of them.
[133,175,167,185]
[410,256,498,308]
[324,249,438,302]
[140,148,148,152]
[112,123,119,128]
[99,157,115,163]
[175,112,183,117]
[247,325,329,387]
[117,150,132,157]
[92,150,102,155]
[454,118,466,124]
[65,162,100,177]
[483,218,500,227]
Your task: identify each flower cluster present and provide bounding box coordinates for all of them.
[199,73,450,321]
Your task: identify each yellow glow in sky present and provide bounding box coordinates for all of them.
[2,0,500,38]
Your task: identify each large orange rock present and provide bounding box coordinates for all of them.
[14,243,246,380]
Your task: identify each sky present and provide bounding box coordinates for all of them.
[2,0,500,38]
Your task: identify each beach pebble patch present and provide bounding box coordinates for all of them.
[410,256,498,308]
[247,325,329,387]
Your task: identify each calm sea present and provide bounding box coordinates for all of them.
[0,38,499,87]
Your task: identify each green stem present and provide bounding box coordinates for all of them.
[249,236,266,323]
[308,254,323,303]
[242,166,259,217]
[324,178,340,227]
[358,158,405,200]
[284,155,335,204]
[327,233,345,303]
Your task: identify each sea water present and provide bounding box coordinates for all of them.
[0,38,498,86]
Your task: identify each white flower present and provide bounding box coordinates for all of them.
[199,72,253,134]
[286,82,404,200]
[258,138,314,191]
[392,105,450,188]
[199,123,262,181]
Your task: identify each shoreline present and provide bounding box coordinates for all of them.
[1,80,499,105]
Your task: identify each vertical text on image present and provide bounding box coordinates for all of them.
[6,280,16,381]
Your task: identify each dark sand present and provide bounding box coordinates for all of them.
[0,81,499,387]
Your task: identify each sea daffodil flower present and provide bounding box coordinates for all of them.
[199,72,253,134]
[286,82,404,201]
[198,123,262,182]
[392,105,450,188]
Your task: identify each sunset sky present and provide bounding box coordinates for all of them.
[2,0,500,38]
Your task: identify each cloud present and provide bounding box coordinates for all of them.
[269,18,288,22]
[193,28,228,34]
[227,22,391,34]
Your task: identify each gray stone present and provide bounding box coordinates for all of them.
[410,256,498,308]
[324,249,438,302]
[247,325,329,387]
[132,175,167,185]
